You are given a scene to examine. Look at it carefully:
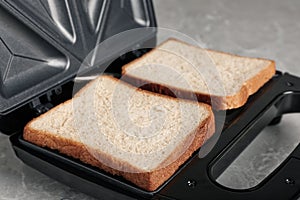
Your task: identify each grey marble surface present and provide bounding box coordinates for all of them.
[1,0,300,199]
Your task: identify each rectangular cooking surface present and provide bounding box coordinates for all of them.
[0,0,156,115]
[0,5,76,113]
[10,71,300,199]
[0,0,157,136]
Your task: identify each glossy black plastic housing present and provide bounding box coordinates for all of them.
[10,72,300,200]
[0,0,157,134]
[159,72,300,200]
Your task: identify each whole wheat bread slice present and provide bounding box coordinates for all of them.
[122,38,276,110]
[24,75,215,191]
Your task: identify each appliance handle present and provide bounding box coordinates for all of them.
[216,73,300,200]
[160,73,300,200]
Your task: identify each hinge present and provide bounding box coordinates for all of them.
[30,97,53,116]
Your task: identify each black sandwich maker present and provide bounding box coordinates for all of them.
[0,1,300,199]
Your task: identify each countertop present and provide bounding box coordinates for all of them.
[1,0,300,199]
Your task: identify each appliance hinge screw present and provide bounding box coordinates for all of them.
[285,178,295,185]
[187,179,197,188]
[54,86,62,95]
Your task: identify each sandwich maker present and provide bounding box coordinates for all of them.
[0,1,300,199]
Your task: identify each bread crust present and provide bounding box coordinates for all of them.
[122,38,276,110]
[23,76,215,191]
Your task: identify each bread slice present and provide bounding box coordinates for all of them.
[23,75,215,191]
[122,38,276,110]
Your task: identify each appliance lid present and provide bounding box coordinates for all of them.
[0,0,157,115]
